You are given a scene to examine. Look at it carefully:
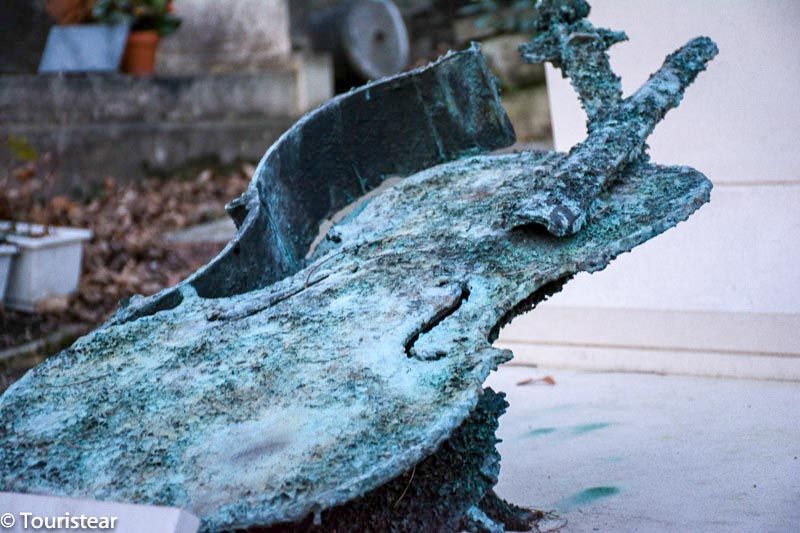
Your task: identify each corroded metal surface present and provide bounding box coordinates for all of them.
[110,43,514,322]
[0,154,710,531]
[0,1,717,531]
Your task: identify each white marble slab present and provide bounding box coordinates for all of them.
[518,0,800,376]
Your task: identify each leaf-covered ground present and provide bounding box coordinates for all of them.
[0,167,251,351]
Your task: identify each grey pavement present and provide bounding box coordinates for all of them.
[488,366,800,532]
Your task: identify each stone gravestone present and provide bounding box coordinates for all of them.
[156,0,292,74]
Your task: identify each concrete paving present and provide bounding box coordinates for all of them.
[488,366,800,532]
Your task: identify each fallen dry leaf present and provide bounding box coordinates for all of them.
[516,375,557,386]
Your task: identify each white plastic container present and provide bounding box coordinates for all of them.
[1,222,92,312]
[0,243,17,304]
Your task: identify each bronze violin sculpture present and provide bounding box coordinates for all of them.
[0,1,717,531]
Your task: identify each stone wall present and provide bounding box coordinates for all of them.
[0,68,322,192]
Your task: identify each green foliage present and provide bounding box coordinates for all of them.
[460,0,540,35]
[7,136,38,163]
[92,0,181,36]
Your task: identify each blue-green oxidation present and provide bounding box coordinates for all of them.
[0,1,717,531]
[527,427,559,438]
[570,422,613,436]
[557,486,621,510]
[526,422,612,439]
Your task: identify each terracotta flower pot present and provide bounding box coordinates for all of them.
[122,30,160,75]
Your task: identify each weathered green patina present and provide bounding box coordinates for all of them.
[0,1,718,531]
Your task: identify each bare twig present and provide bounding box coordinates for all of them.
[394,466,416,507]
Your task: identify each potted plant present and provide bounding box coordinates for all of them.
[92,0,181,75]
[1,138,92,312]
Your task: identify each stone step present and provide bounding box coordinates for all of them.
[0,55,333,189]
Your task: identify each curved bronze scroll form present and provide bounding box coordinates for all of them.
[505,0,718,237]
